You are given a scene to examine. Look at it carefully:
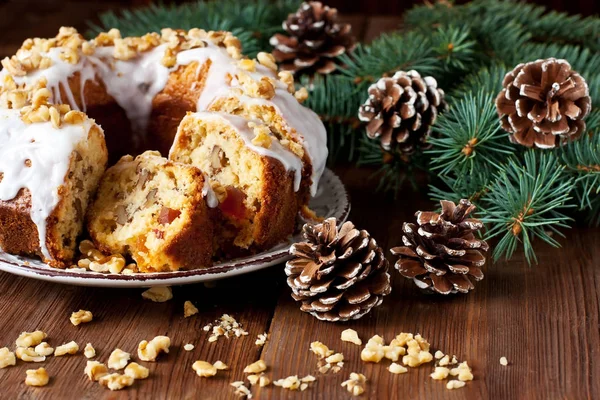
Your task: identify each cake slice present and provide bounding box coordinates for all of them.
[169,111,302,255]
[0,98,108,268]
[86,151,213,272]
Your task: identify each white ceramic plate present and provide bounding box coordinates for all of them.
[0,169,349,287]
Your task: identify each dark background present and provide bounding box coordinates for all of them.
[0,0,598,58]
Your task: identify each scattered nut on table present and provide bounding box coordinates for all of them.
[84,343,96,358]
[16,331,47,348]
[138,336,170,361]
[341,329,362,345]
[141,286,173,302]
[184,301,199,317]
[124,362,149,380]
[99,373,134,391]
[54,341,79,356]
[0,347,16,368]
[341,372,367,396]
[25,367,49,387]
[85,361,108,381]
[108,349,130,370]
[70,310,93,326]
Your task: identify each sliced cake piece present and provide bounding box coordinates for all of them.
[169,111,302,254]
[0,101,108,268]
[86,151,214,272]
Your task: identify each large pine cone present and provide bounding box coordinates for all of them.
[269,1,356,75]
[358,70,446,154]
[390,199,488,295]
[496,58,591,149]
[285,218,391,322]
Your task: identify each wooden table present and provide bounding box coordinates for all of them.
[0,5,598,400]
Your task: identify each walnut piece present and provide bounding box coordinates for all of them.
[84,343,96,358]
[341,329,362,346]
[274,375,315,391]
[141,286,173,302]
[388,363,408,374]
[70,309,93,326]
[231,381,252,398]
[183,301,199,317]
[16,331,47,348]
[54,341,79,356]
[244,360,267,374]
[138,336,170,361]
[361,335,385,363]
[431,366,450,380]
[0,347,16,368]
[34,342,54,356]
[25,367,49,387]
[85,361,108,381]
[446,380,466,390]
[500,356,508,366]
[99,373,134,391]
[310,341,334,359]
[16,347,45,362]
[255,333,268,347]
[213,361,228,370]
[124,362,149,380]
[192,361,217,377]
[108,349,131,370]
[341,372,367,396]
[184,344,194,351]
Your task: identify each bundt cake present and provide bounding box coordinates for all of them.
[170,111,301,253]
[0,83,108,268]
[86,151,214,272]
[0,26,328,270]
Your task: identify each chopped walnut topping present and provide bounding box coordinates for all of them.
[34,342,54,356]
[54,341,79,356]
[84,343,96,358]
[500,356,508,366]
[255,333,268,347]
[108,349,131,370]
[70,309,93,326]
[431,366,450,380]
[192,360,218,377]
[239,59,256,72]
[138,336,170,361]
[250,123,272,148]
[141,286,173,302]
[85,361,109,381]
[16,330,47,348]
[278,71,295,93]
[341,372,367,396]
[341,329,362,345]
[237,71,276,100]
[203,314,248,342]
[99,373,134,391]
[361,335,385,363]
[257,52,277,71]
[231,381,252,398]
[89,254,126,274]
[25,368,49,387]
[294,87,309,103]
[16,347,45,362]
[388,363,408,374]
[446,380,466,390]
[124,362,149,380]
[184,344,194,351]
[0,348,16,368]
[244,360,267,374]
[183,301,199,317]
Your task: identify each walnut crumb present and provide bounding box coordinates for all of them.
[16,331,47,348]
[203,314,248,342]
[255,333,268,346]
[214,360,228,370]
[99,373,134,391]
[431,366,450,380]
[84,343,96,358]
[446,380,466,390]
[231,381,253,398]
[184,344,194,351]
[108,349,130,370]
[138,336,170,361]
[183,301,199,317]
[388,363,408,374]
[341,372,367,396]
[25,367,49,387]
[34,342,54,356]
[54,341,79,356]
[274,375,315,391]
[192,360,218,377]
[70,309,93,326]
[0,347,16,368]
[124,362,149,380]
[435,350,445,359]
[16,347,45,362]
[341,329,362,345]
[310,341,334,358]
[244,360,267,374]
[360,335,385,363]
[141,286,173,302]
[84,361,108,381]
[500,356,508,366]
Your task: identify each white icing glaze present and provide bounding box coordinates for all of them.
[201,174,219,208]
[175,112,303,192]
[0,108,92,260]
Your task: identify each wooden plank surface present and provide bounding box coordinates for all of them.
[0,5,598,400]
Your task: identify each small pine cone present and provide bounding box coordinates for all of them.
[496,58,591,149]
[358,70,446,154]
[270,1,356,75]
[390,199,488,295]
[285,218,391,322]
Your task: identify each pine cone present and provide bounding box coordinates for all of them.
[358,70,446,154]
[285,218,391,322]
[496,58,591,149]
[269,1,356,75]
[390,199,488,295]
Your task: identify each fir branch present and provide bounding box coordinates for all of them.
[481,151,575,264]
[560,130,600,210]
[429,25,477,73]
[429,172,491,206]
[451,63,507,99]
[427,90,515,176]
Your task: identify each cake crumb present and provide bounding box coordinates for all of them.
[341,329,362,345]
[142,286,173,302]
[500,356,508,366]
[203,314,248,342]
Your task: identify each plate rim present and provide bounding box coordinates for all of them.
[0,168,350,287]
